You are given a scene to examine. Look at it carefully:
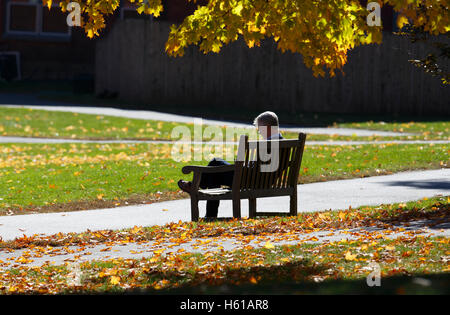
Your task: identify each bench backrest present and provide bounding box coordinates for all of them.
[233,133,306,192]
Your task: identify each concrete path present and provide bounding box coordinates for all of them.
[2,102,412,137]
[0,136,450,146]
[0,135,448,145]
[0,169,448,242]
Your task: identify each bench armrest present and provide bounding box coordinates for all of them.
[182,164,235,175]
[182,164,235,195]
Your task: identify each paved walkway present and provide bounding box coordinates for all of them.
[0,135,448,145]
[1,169,448,242]
[2,102,412,137]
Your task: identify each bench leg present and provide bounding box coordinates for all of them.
[249,198,256,218]
[191,196,199,222]
[290,190,297,216]
[232,198,241,219]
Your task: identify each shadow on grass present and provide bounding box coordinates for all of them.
[0,80,446,127]
[116,258,330,295]
[64,257,327,295]
[366,201,449,230]
[132,273,450,295]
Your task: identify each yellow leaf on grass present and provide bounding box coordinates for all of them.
[110,276,120,285]
[8,286,18,293]
[264,241,275,249]
[149,257,159,263]
[345,251,357,261]
[131,226,142,234]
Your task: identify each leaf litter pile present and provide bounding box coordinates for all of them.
[0,196,448,294]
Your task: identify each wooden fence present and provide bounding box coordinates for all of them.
[96,19,450,116]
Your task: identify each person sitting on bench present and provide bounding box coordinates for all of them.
[177,111,283,218]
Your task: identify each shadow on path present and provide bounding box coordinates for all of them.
[381,179,450,191]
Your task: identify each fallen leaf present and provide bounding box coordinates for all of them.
[345,251,357,261]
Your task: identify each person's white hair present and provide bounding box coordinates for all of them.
[253,111,279,128]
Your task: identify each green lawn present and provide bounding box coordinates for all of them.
[0,142,447,215]
[338,121,450,140]
[0,106,332,141]
[0,106,248,141]
[1,107,449,141]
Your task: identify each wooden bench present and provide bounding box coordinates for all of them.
[182,133,307,221]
